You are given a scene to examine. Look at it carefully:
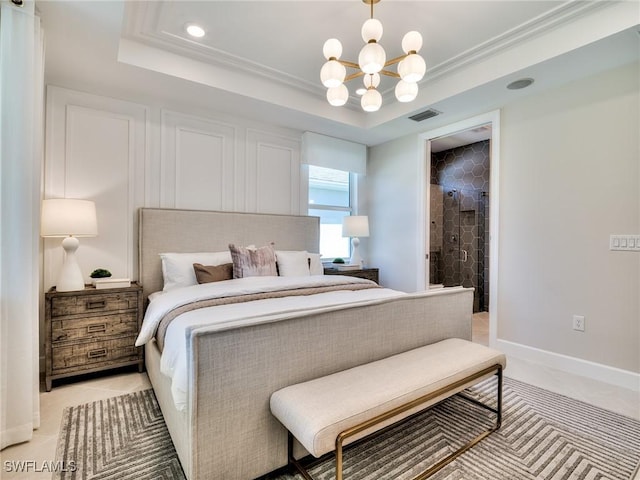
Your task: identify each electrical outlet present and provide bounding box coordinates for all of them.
[572,315,585,332]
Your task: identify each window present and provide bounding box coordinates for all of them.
[308,165,352,259]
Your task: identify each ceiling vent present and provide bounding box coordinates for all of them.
[408,108,441,122]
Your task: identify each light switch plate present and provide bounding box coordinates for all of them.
[610,235,640,252]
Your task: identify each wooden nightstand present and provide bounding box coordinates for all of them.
[44,283,144,391]
[323,267,379,284]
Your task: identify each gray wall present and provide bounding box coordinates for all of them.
[498,62,639,372]
[368,61,639,374]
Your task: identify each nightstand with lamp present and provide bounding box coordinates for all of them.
[324,215,379,284]
[41,198,143,390]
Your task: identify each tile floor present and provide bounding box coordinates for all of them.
[1,316,638,479]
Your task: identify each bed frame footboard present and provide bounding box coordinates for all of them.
[176,287,473,479]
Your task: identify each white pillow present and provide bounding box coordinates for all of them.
[160,251,232,291]
[308,253,324,275]
[276,250,311,277]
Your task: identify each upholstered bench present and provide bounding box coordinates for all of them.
[270,338,506,480]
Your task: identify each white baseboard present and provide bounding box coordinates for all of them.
[495,339,640,393]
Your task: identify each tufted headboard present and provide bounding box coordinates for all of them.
[138,208,320,302]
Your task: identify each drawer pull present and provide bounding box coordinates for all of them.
[87,300,106,310]
[87,323,107,334]
[54,333,68,341]
[87,348,107,359]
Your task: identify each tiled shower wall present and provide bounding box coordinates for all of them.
[430,140,490,312]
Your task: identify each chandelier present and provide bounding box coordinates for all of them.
[321,0,426,112]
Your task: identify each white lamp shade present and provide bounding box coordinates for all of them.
[361,88,382,112]
[323,38,343,60]
[361,18,383,42]
[320,59,346,88]
[358,42,386,74]
[398,53,426,83]
[401,31,423,53]
[342,215,369,238]
[395,79,418,102]
[327,84,349,106]
[41,199,98,237]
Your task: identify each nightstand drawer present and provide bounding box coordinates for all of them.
[51,337,139,371]
[51,292,138,317]
[51,313,138,343]
[324,267,379,284]
[45,283,144,390]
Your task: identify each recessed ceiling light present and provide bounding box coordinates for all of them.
[186,24,206,38]
[356,88,366,96]
[507,78,534,90]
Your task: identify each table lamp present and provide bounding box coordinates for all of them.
[342,215,369,267]
[41,198,98,292]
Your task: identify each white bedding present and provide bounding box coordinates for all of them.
[137,275,407,410]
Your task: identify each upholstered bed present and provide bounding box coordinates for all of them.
[137,208,474,480]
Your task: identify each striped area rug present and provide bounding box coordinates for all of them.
[54,378,640,480]
[270,377,640,480]
[53,389,185,480]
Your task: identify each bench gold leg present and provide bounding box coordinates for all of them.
[288,432,315,480]
[288,364,503,480]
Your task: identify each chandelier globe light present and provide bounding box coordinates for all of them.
[320,0,426,112]
[359,42,386,74]
[320,59,346,88]
[361,88,382,112]
[361,18,383,42]
[361,72,382,111]
[327,84,349,106]
[395,79,418,103]
[398,53,426,83]
[323,38,343,59]
[402,30,423,53]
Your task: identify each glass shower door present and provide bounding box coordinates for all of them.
[442,188,462,287]
[429,186,485,311]
[429,185,462,287]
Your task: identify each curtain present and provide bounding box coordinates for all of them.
[0,0,44,449]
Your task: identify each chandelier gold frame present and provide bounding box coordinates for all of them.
[337,0,412,83]
[321,0,426,111]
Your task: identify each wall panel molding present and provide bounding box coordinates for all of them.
[246,129,301,215]
[160,110,237,210]
[44,86,148,288]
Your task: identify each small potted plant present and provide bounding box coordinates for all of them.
[90,268,112,279]
[90,268,130,289]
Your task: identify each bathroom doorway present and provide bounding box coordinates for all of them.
[429,133,491,312]
[419,110,500,346]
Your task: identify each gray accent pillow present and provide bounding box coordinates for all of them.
[229,243,277,278]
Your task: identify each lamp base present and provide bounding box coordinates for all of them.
[56,236,86,292]
[349,237,364,268]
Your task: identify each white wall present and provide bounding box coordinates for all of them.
[42,85,308,365]
[368,62,639,379]
[498,62,639,373]
[367,135,423,292]
[42,85,374,371]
